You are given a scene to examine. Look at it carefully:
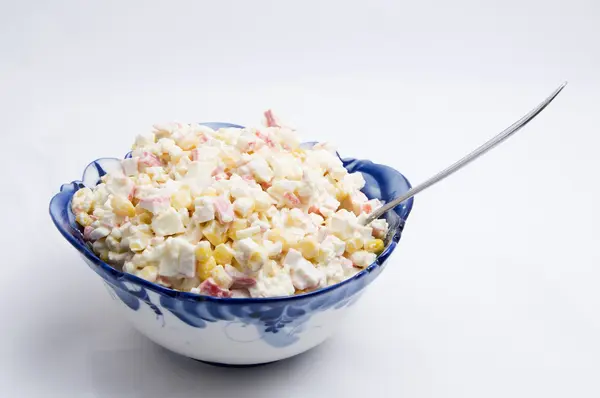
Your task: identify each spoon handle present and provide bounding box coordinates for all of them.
[363,82,568,225]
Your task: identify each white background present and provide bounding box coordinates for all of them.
[2,1,599,397]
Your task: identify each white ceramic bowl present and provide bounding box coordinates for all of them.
[49,122,413,366]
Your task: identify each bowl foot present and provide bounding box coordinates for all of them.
[193,359,278,368]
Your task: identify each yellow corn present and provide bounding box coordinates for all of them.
[171,188,192,210]
[136,211,153,225]
[364,238,384,254]
[195,241,213,263]
[345,237,363,254]
[263,260,280,277]
[227,218,248,241]
[297,237,319,260]
[137,224,152,235]
[254,193,272,212]
[291,149,306,160]
[214,243,234,265]
[197,256,217,281]
[137,265,158,282]
[74,188,94,213]
[286,211,304,227]
[317,247,335,264]
[75,212,93,227]
[105,235,121,252]
[231,257,244,272]
[111,196,136,217]
[221,153,239,169]
[178,136,199,151]
[202,221,227,246]
[202,187,219,197]
[98,250,109,262]
[129,234,150,252]
[211,265,233,288]
[336,188,350,202]
[248,249,268,271]
[265,228,289,251]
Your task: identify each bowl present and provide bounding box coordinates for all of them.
[49,122,413,366]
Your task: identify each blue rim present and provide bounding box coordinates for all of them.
[49,122,413,304]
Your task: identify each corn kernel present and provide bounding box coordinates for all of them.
[195,241,213,263]
[137,265,158,282]
[336,189,349,202]
[265,228,289,251]
[73,188,94,213]
[345,237,363,254]
[202,220,227,246]
[178,277,201,292]
[197,256,217,281]
[137,211,153,225]
[364,238,385,253]
[263,260,280,277]
[227,218,248,240]
[75,212,93,227]
[129,234,150,252]
[221,153,239,169]
[214,243,234,265]
[111,196,136,217]
[231,257,244,272]
[105,235,121,252]
[137,224,152,235]
[236,225,261,240]
[202,187,219,196]
[291,149,306,160]
[178,135,199,151]
[211,265,233,288]
[248,249,268,271]
[99,250,109,262]
[171,188,192,210]
[297,237,319,260]
[110,227,122,239]
[254,192,272,212]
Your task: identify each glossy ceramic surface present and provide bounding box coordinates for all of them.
[49,122,413,365]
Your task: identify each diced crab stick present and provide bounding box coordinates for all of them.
[157,276,172,287]
[308,205,322,215]
[139,196,170,214]
[198,278,232,298]
[264,109,280,128]
[83,226,93,240]
[256,131,275,147]
[224,265,257,288]
[283,192,301,207]
[139,151,161,167]
[214,197,234,223]
[231,276,257,289]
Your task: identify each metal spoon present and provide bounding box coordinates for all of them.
[362,82,568,225]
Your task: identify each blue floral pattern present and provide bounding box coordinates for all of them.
[49,123,413,348]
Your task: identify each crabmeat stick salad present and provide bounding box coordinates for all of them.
[71,110,390,298]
